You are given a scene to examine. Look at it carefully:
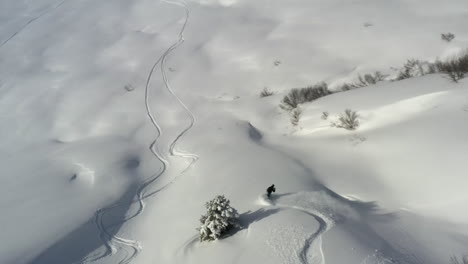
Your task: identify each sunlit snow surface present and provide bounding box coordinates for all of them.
[0,0,468,263]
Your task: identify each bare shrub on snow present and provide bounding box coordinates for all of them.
[290,107,302,126]
[396,59,427,80]
[435,51,468,82]
[260,87,274,98]
[331,109,360,130]
[394,58,445,80]
[441,32,455,42]
[339,83,353,91]
[198,195,239,242]
[353,72,386,88]
[321,111,329,120]
[338,71,386,91]
[280,82,331,110]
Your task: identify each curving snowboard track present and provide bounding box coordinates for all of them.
[80,1,196,264]
[296,210,329,264]
[273,202,334,264]
[0,0,69,49]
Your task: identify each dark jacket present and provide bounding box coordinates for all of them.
[267,185,276,195]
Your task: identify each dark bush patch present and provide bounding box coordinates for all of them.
[321,111,329,120]
[441,32,455,42]
[396,59,426,80]
[332,109,360,130]
[435,51,468,82]
[339,72,386,91]
[281,82,331,110]
[260,87,274,98]
[290,108,302,126]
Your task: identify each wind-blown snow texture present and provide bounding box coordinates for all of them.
[1,0,468,263]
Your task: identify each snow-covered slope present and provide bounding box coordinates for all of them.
[0,0,467,263]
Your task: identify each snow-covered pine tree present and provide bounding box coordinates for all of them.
[198,195,239,242]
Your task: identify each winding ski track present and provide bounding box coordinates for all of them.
[80,1,195,263]
[0,0,69,49]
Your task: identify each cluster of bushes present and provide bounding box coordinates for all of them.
[280,82,331,110]
[312,50,466,95]
[435,51,468,82]
[276,48,467,105]
[339,71,386,91]
[277,82,362,128]
[274,47,467,129]
[337,55,459,90]
[395,59,436,80]
[278,83,331,126]
[394,51,468,82]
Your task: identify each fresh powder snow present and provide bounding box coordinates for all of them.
[0,0,467,264]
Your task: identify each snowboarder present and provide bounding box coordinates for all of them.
[266,184,276,198]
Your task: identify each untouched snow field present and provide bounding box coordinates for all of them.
[0,0,467,263]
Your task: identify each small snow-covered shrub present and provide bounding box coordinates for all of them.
[260,87,274,97]
[436,51,468,82]
[291,108,302,126]
[441,32,455,42]
[333,109,360,130]
[281,82,331,110]
[198,195,239,242]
